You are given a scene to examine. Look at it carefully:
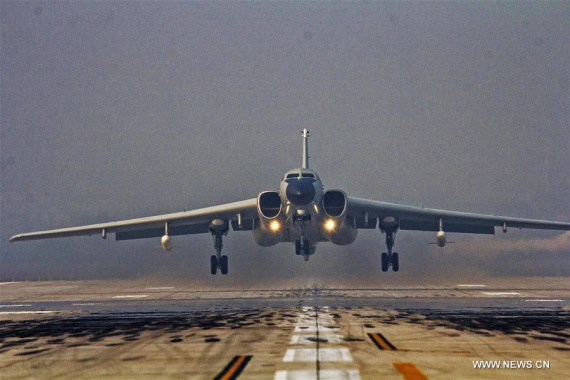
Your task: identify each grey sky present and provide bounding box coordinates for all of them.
[1,1,568,285]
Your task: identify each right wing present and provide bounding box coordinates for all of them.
[10,198,258,242]
[347,197,570,234]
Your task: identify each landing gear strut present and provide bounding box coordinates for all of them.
[210,231,228,275]
[381,229,399,272]
[294,214,311,259]
[209,220,229,275]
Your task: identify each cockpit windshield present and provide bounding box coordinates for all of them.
[301,173,315,178]
[286,173,299,179]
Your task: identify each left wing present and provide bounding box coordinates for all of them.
[347,197,570,234]
[10,198,258,242]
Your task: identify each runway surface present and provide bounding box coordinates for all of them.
[0,279,568,379]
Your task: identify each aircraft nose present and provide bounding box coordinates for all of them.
[286,179,315,206]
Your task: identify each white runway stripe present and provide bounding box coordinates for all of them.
[274,369,361,380]
[457,284,487,287]
[112,295,149,299]
[524,299,564,302]
[0,304,31,308]
[482,292,520,296]
[0,311,54,315]
[294,325,339,333]
[290,334,345,344]
[145,287,175,290]
[282,348,353,362]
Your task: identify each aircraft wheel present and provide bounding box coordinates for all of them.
[392,252,399,272]
[303,240,310,255]
[381,252,388,272]
[295,240,301,255]
[210,255,218,275]
[220,255,228,275]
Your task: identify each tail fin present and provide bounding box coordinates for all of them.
[302,128,310,169]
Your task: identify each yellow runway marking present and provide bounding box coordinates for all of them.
[367,332,396,350]
[393,362,429,380]
[214,355,252,380]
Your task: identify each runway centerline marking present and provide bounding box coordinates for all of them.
[482,292,520,296]
[283,348,353,362]
[213,355,252,380]
[393,362,429,380]
[368,333,397,351]
[524,299,564,302]
[290,334,345,344]
[0,311,54,315]
[112,295,149,299]
[274,369,361,379]
[294,325,339,333]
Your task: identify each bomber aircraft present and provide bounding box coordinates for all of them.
[10,129,570,274]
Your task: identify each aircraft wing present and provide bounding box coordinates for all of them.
[347,197,570,234]
[10,198,258,242]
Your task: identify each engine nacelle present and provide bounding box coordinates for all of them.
[322,190,357,245]
[253,191,283,246]
[436,230,447,247]
[161,234,173,251]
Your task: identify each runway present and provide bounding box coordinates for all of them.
[0,280,568,379]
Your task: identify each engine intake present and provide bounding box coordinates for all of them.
[258,191,282,219]
[323,190,347,218]
[254,191,284,246]
[322,190,356,245]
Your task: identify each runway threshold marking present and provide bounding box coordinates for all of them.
[393,362,428,380]
[367,332,396,351]
[213,355,252,380]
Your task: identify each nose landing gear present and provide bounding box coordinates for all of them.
[294,214,311,259]
[295,239,310,256]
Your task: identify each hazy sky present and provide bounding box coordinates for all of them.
[1,1,568,285]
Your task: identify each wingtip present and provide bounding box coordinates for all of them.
[9,235,20,243]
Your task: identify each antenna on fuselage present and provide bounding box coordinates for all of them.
[302,128,310,169]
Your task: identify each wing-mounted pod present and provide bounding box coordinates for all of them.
[322,190,357,245]
[253,191,284,246]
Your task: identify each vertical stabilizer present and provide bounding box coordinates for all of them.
[302,128,310,169]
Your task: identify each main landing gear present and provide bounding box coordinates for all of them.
[210,231,228,275]
[381,229,399,272]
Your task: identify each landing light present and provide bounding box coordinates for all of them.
[325,219,336,231]
[270,220,281,232]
